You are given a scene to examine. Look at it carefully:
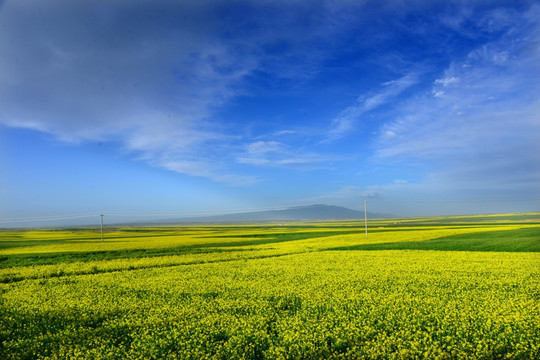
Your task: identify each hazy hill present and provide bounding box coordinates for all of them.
[164,204,393,223]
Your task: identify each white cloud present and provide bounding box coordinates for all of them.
[246,141,284,155]
[432,90,445,98]
[158,158,257,186]
[0,0,261,184]
[237,140,325,167]
[0,0,377,183]
[273,130,296,136]
[376,4,540,194]
[393,179,408,185]
[434,77,459,87]
[327,73,419,140]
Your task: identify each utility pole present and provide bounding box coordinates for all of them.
[364,200,368,237]
[100,213,104,242]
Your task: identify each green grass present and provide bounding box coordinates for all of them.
[1,214,539,359]
[331,226,540,252]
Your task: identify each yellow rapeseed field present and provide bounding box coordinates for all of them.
[1,214,539,359]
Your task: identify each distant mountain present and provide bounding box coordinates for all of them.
[162,204,393,223]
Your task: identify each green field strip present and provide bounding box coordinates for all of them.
[329,226,540,252]
[0,250,301,284]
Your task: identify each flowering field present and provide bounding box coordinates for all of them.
[1,214,539,359]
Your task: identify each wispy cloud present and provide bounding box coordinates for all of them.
[326,73,419,140]
[1,0,538,209]
[157,158,257,186]
[376,3,540,193]
[2,0,347,185]
[237,140,325,167]
[273,130,296,136]
[0,0,381,184]
[0,1,260,184]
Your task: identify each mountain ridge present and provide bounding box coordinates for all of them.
[159,204,393,223]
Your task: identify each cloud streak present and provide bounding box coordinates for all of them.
[0,0,383,184]
[327,73,419,140]
[0,0,259,183]
[375,3,540,193]
[1,0,538,218]
[237,140,325,168]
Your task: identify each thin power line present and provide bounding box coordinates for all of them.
[104,206,296,217]
[0,213,97,223]
[0,206,292,223]
[383,198,540,203]
[0,199,537,224]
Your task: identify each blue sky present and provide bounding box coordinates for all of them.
[1,0,539,226]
